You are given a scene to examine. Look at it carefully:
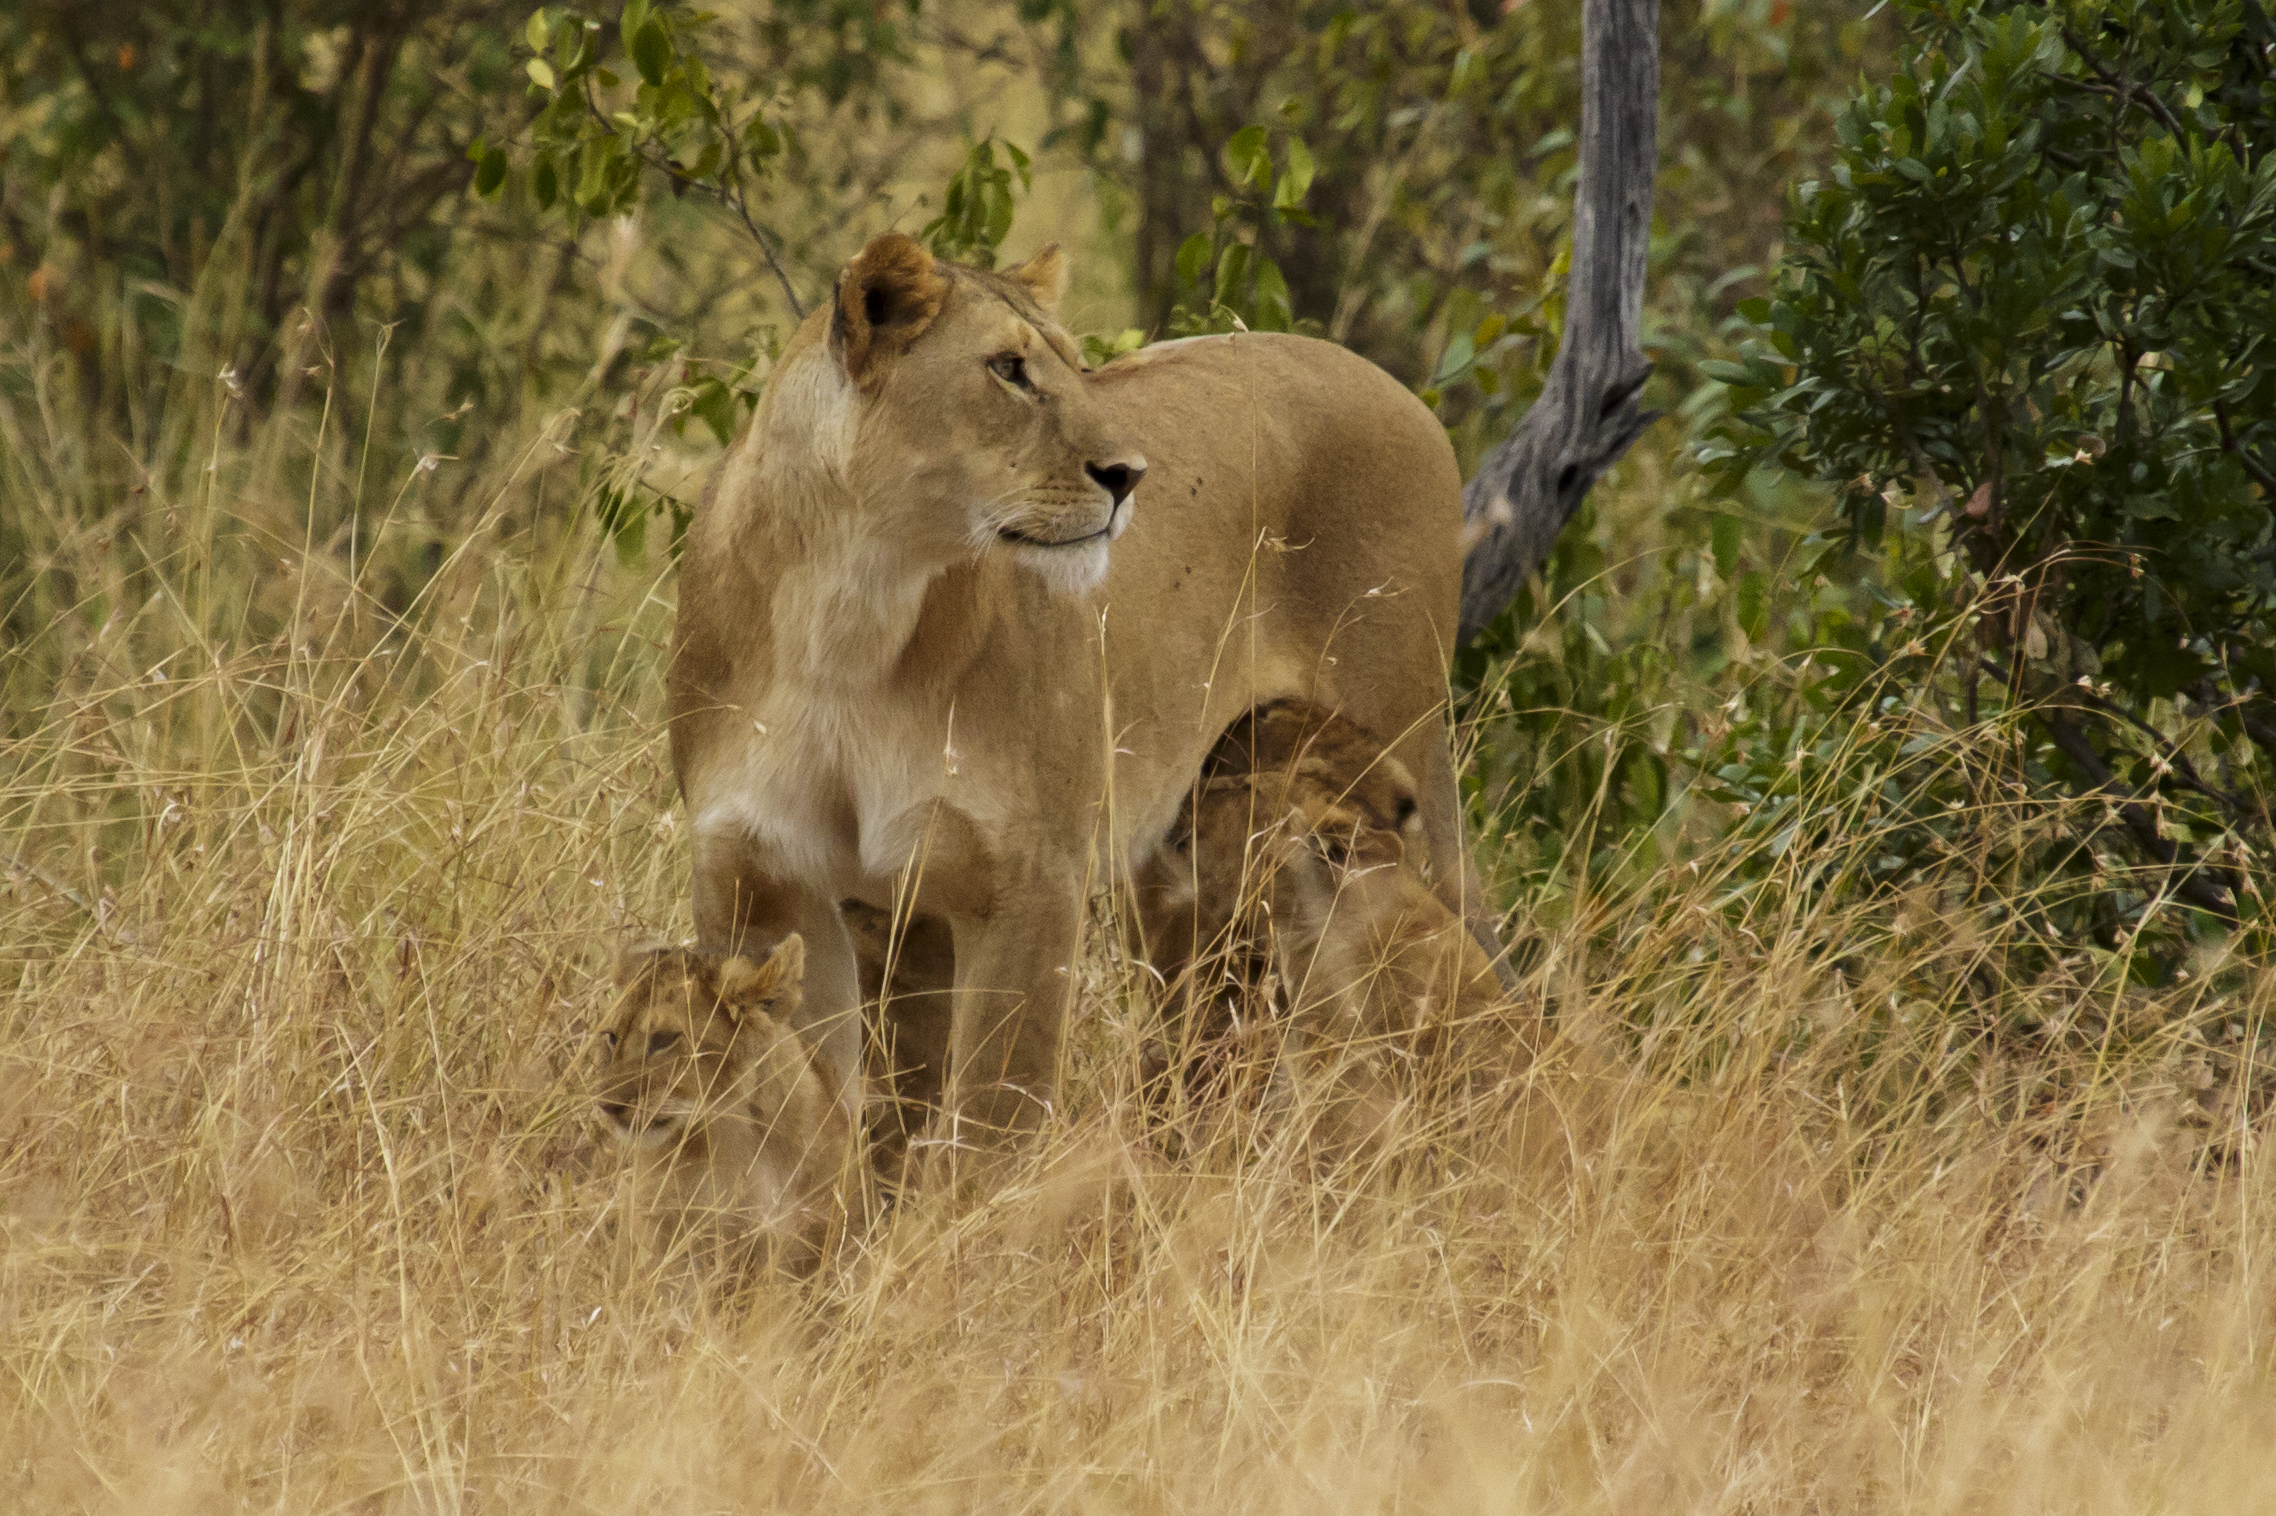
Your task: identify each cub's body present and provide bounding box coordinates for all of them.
[598,940,851,1275]
[1134,703,1508,1147]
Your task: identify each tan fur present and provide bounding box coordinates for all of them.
[831,233,949,387]
[1131,702,1425,1026]
[597,938,852,1275]
[1133,705,1506,1144]
[670,234,1488,1153]
[840,899,955,1181]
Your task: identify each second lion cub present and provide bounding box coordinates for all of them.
[597,936,853,1277]
[1133,702,1512,1141]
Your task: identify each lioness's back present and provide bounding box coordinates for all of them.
[1091,332,1460,643]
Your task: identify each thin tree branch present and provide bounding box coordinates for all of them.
[1983,657,2245,813]
[578,83,808,320]
[2215,400,2276,496]
[722,185,807,321]
[2037,704,2239,922]
[2060,26,2187,138]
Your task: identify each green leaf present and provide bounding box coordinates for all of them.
[1226,125,1270,188]
[1175,232,1212,290]
[1253,256,1291,331]
[474,147,508,198]
[613,505,646,568]
[576,137,613,209]
[1737,570,1771,641]
[526,9,552,52]
[690,379,740,446]
[1274,137,1315,210]
[526,57,557,91]
[1433,330,1476,385]
[631,17,671,87]
[1213,242,1251,310]
[1711,511,1742,581]
[531,153,559,209]
[620,0,650,41]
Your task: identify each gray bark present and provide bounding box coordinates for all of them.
[1457,0,1661,645]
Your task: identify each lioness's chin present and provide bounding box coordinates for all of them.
[1007,537,1112,597]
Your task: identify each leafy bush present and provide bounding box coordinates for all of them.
[1700,0,2276,965]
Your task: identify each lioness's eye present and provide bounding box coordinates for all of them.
[646,1030,682,1056]
[989,354,1028,387]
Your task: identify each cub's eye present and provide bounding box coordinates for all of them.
[645,1030,682,1056]
[601,1030,619,1050]
[989,354,1028,387]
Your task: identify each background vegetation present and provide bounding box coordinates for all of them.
[3,0,2273,1506]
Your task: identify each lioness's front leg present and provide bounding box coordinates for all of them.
[691,834,865,1111]
[940,878,1084,1146]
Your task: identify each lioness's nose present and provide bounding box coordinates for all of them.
[1087,459,1145,506]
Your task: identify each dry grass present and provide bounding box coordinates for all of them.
[5,430,2276,1514]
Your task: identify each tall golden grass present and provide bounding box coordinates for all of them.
[5,382,2274,1513]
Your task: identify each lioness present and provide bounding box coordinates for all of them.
[670,231,1492,1149]
[598,938,852,1274]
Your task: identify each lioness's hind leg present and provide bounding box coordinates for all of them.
[1415,737,1517,992]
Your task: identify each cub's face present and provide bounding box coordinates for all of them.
[1206,702,1428,867]
[597,939,805,1148]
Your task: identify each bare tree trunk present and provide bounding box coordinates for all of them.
[1457,0,1661,645]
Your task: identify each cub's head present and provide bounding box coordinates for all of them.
[1206,702,1426,869]
[794,233,1146,597]
[597,937,805,1148]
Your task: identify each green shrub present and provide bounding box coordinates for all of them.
[1700,0,2276,969]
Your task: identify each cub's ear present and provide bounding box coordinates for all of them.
[1009,243,1069,314]
[831,234,948,385]
[718,934,806,1014]
[613,943,672,988]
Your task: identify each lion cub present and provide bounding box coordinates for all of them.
[1133,701,1506,1136]
[597,937,852,1276]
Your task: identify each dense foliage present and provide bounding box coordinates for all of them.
[1701,0,2276,963]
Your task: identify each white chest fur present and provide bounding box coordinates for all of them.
[689,677,966,895]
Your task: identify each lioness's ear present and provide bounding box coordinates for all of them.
[1010,243,1069,314]
[718,934,806,1012]
[832,234,947,385]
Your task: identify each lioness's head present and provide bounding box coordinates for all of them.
[790,232,1146,596]
[597,937,806,1149]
